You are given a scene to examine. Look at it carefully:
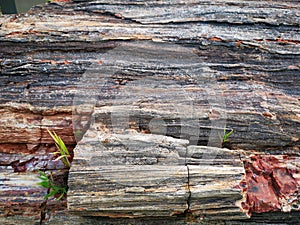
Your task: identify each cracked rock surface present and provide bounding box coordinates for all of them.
[0,0,299,224]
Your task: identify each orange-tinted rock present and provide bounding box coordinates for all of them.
[242,155,300,215]
[0,144,29,154]
[245,170,280,213]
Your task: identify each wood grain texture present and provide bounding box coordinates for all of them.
[186,147,246,221]
[1,0,299,151]
[0,169,45,224]
[68,131,245,220]
[68,127,190,217]
[0,0,299,224]
[42,210,300,225]
[69,68,247,220]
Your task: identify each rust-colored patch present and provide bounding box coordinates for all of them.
[208,37,222,42]
[272,168,297,196]
[262,111,273,118]
[63,60,71,65]
[0,144,29,154]
[254,38,300,44]
[115,13,124,19]
[6,29,38,37]
[241,155,299,216]
[274,38,300,44]
[243,169,280,213]
[39,59,73,65]
[235,40,242,47]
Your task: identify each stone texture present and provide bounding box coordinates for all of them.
[241,154,300,215]
[68,128,190,217]
[0,0,299,224]
[0,169,46,225]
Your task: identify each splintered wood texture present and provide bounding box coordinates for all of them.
[69,41,300,153]
[68,128,189,217]
[0,1,300,44]
[186,146,246,221]
[68,126,245,220]
[0,169,46,224]
[42,211,300,225]
[68,42,245,219]
[0,0,299,224]
[0,0,299,151]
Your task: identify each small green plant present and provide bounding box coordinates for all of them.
[37,131,70,200]
[48,130,71,168]
[37,171,67,200]
[219,126,234,146]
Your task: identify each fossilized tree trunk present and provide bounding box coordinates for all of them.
[0,0,299,224]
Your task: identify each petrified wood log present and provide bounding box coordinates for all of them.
[0,0,299,224]
[67,40,300,223]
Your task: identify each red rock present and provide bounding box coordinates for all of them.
[272,168,297,196]
[242,155,300,215]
